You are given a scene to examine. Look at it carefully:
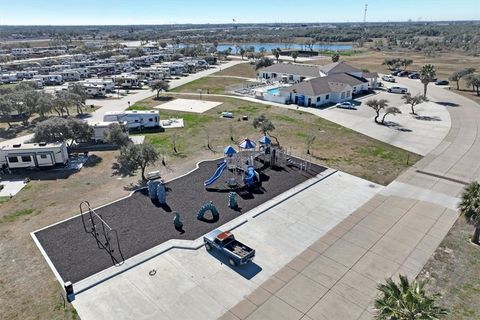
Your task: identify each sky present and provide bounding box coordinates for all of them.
[0,0,479,25]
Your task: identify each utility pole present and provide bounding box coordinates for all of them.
[363,4,368,31]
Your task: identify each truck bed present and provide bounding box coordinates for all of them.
[225,241,253,258]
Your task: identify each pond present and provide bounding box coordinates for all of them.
[215,43,353,52]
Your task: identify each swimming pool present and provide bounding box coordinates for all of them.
[267,88,280,95]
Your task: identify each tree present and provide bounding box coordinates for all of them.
[159,42,168,49]
[150,80,170,98]
[33,117,93,147]
[465,73,480,95]
[420,64,436,98]
[0,93,16,129]
[255,57,273,70]
[458,181,480,244]
[36,93,54,118]
[365,98,389,124]
[253,114,280,146]
[402,93,428,115]
[291,51,299,63]
[239,48,246,60]
[116,143,160,180]
[331,53,340,63]
[382,58,402,70]
[272,48,280,63]
[103,123,131,147]
[171,131,179,153]
[375,275,448,320]
[381,107,402,124]
[305,132,316,155]
[401,58,413,70]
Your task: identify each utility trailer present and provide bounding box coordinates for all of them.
[204,229,255,267]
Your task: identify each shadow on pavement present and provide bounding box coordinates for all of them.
[207,248,262,280]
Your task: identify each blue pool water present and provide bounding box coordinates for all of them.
[267,88,280,95]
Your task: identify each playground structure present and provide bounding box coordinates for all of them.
[173,211,183,231]
[147,179,167,204]
[79,201,125,267]
[204,136,312,188]
[228,191,238,209]
[197,201,220,222]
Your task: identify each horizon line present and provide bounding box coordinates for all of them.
[1,19,479,27]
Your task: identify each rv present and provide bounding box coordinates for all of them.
[90,121,128,142]
[0,142,68,169]
[61,70,81,82]
[0,73,18,84]
[111,74,140,89]
[83,78,115,92]
[16,70,38,80]
[103,110,159,129]
[44,75,64,86]
[82,84,106,97]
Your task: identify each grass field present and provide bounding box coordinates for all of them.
[132,94,420,186]
[213,62,258,78]
[420,217,480,319]
[170,76,249,94]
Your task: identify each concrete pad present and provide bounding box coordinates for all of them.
[0,180,27,197]
[307,290,364,320]
[219,312,241,320]
[154,98,222,113]
[302,255,348,288]
[230,299,257,320]
[331,269,378,308]
[341,224,383,250]
[352,251,400,283]
[323,238,368,268]
[246,296,303,320]
[370,236,415,265]
[276,274,328,313]
[246,287,272,307]
[261,276,286,294]
[274,266,298,283]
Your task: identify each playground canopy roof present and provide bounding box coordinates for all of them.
[224,145,237,155]
[239,138,256,149]
[259,135,271,145]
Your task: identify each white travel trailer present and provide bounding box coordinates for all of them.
[0,142,68,169]
[111,74,140,88]
[103,110,160,129]
[0,73,18,84]
[90,121,128,142]
[82,84,106,97]
[61,70,81,82]
[16,70,38,80]
[83,78,115,92]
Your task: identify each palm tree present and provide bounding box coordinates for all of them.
[375,275,448,320]
[420,64,436,98]
[458,181,480,244]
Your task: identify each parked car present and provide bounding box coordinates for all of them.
[204,229,255,267]
[382,75,396,83]
[335,102,357,110]
[387,86,408,94]
[408,73,419,79]
[391,70,401,76]
[435,80,449,86]
[398,71,410,77]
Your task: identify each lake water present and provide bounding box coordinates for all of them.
[216,43,353,52]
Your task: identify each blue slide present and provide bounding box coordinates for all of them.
[244,166,256,187]
[204,161,227,186]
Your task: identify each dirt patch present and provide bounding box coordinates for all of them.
[418,217,480,319]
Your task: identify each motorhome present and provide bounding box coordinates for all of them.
[16,70,38,80]
[61,70,81,82]
[83,78,115,92]
[111,74,140,89]
[45,74,64,85]
[0,73,18,84]
[103,110,159,129]
[82,84,106,97]
[90,121,128,142]
[0,142,68,169]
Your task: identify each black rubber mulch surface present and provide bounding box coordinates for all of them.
[35,158,326,283]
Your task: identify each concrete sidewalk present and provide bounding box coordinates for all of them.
[223,79,476,320]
